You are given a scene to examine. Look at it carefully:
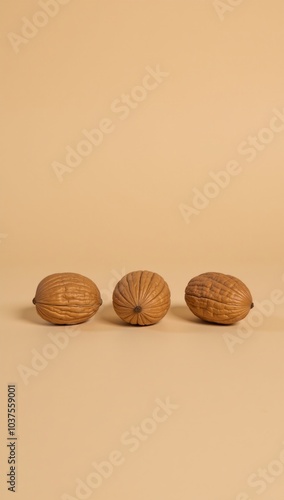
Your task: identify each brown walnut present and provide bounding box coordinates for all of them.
[112,270,171,326]
[185,272,253,325]
[32,272,102,325]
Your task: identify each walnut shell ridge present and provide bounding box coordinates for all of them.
[32,272,102,325]
[184,272,254,325]
[112,270,171,325]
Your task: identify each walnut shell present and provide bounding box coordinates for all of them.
[32,272,102,325]
[185,272,253,325]
[112,270,171,325]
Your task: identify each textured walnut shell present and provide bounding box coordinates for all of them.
[185,272,254,325]
[32,272,102,325]
[112,270,171,325]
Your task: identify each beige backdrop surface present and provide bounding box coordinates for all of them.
[1,1,284,499]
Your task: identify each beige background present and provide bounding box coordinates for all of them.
[1,0,284,498]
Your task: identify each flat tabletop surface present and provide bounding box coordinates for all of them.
[1,266,284,500]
